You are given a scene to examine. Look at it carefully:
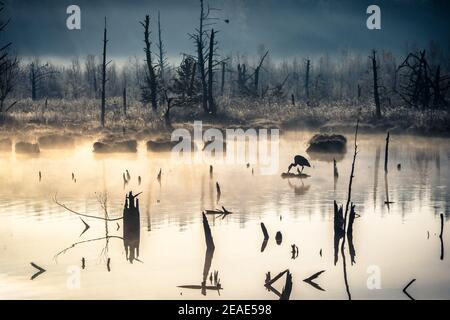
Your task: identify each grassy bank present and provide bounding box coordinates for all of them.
[1,98,449,140]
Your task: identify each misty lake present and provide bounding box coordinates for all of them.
[0,131,448,299]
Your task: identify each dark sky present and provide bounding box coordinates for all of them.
[2,0,450,62]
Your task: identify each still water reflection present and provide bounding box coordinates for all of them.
[0,131,448,299]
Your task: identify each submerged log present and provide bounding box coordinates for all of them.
[93,140,137,153]
[281,172,310,179]
[306,134,347,153]
[204,206,232,219]
[147,140,179,152]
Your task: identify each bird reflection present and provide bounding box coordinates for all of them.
[287,178,311,196]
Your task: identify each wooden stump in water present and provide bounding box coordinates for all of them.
[275,231,282,245]
[202,213,215,250]
[123,192,141,263]
[260,223,269,240]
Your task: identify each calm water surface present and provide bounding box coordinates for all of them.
[0,131,448,299]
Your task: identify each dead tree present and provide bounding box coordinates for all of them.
[141,15,158,111]
[190,0,209,113]
[305,58,311,100]
[220,61,226,96]
[397,50,449,110]
[207,29,217,114]
[370,50,382,119]
[122,86,127,115]
[157,11,167,86]
[254,51,269,97]
[100,17,108,127]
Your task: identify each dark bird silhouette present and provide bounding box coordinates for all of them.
[288,155,311,173]
[224,19,230,24]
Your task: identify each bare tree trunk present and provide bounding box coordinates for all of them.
[30,65,37,101]
[207,29,216,115]
[196,0,208,113]
[371,50,381,119]
[157,11,166,86]
[254,51,268,97]
[305,59,311,100]
[142,15,158,111]
[188,61,197,97]
[384,131,390,173]
[221,61,225,96]
[100,17,108,127]
[122,87,127,115]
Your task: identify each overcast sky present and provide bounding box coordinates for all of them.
[2,0,450,63]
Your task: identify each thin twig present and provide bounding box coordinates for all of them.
[53,194,123,221]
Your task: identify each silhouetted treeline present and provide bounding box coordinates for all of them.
[10,43,448,107]
[1,0,449,123]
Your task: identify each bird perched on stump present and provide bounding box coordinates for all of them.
[288,155,311,174]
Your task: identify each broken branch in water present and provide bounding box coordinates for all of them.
[54,235,124,261]
[260,222,269,240]
[202,213,215,250]
[204,206,232,219]
[264,269,293,300]
[303,270,326,292]
[30,262,46,280]
[79,218,90,237]
[403,278,416,300]
[53,193,123,222]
